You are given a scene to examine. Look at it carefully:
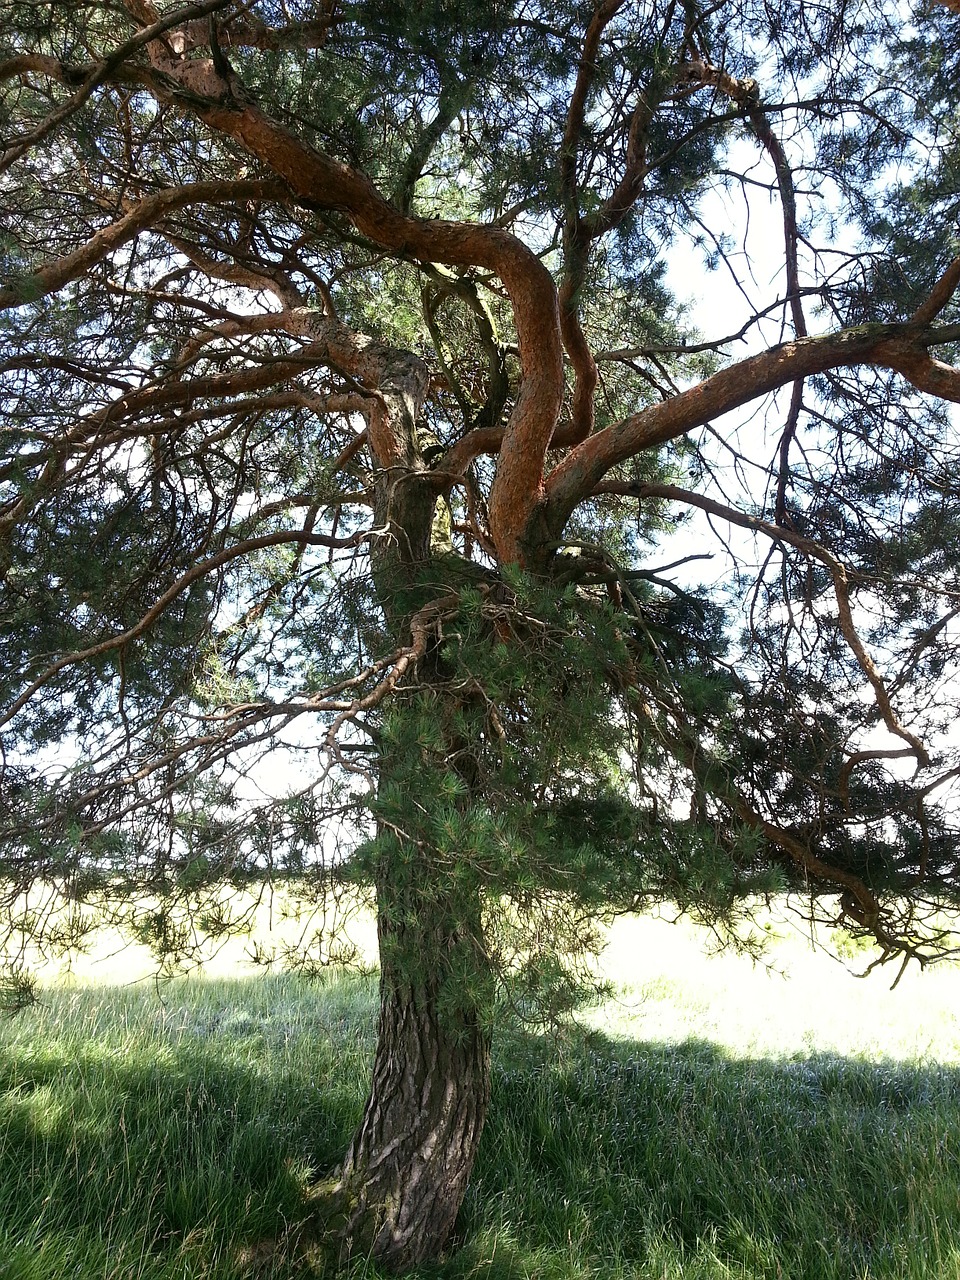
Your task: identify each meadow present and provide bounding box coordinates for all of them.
[2,905,960,1279]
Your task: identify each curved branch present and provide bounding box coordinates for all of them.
[322,593,461,761]
[158,221,303,308]
[0,321,385,537]
[737,800,886,935]
[559,1,626,201]
[677,56,809,524]
[597,479,929,765]
[0,0,232,174]
[557,2,669,449]
[120,0,564,564]
[910,255,960,324]
[167,7,339,54]
[746,109,807,523]
[435,425,506,480]
[0,179,288,311]
[661,695,904,954]
[545,321,960,531]
[0,337,355,474]
[838,748,916,810]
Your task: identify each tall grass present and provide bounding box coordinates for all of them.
[2,911,960,1278]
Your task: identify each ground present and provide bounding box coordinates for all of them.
[2,898,960,1279]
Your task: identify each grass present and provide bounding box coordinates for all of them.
[2,909,960,1279]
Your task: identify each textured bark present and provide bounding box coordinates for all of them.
[329,867,492,1271]
[114,1,566,567]
[86,11,960,1270]
[45,9,960,569]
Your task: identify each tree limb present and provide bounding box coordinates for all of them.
[0,180,288,311]
[0,0,233,174]
[546,321,960,532]
[119,0,564,564]
[596,479,930,765]
[910,255,960,324]
[1,527,379,731]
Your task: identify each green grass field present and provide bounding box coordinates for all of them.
[2,907,960,1279]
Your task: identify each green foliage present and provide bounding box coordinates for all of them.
[1,0,959,1029]
[341,571,790,1021]
[0,964,37,1017]
[2,3,960,1270]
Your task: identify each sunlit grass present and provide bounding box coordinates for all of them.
[2,904,960,1278]
[593,909,960,1062]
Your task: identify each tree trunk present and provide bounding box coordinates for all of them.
[326,864,492,1271]
[320,434,491,1269]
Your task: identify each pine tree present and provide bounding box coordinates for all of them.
[2,0,960,1267]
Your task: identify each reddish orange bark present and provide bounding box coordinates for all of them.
[82,9,960,568]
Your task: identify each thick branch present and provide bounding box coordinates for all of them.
[545,322,960,531]
[120,0,564,564]
[158,222,303,309]
[0,313,404,505]
[910,255,960,323]
[168,8,339,54]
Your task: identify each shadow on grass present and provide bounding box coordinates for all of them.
[0,974,372,1279]
[2,975,960,1279]
[452,1030,960,1280]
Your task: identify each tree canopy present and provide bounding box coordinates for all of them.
[3,0,960,1267]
